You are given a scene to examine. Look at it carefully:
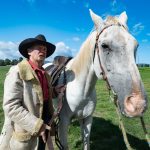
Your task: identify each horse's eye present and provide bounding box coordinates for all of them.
[101,43,109,49]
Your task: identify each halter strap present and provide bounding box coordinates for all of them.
[93,23,126,90]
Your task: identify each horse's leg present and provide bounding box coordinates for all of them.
[58,113,70,150]
[79,115,93,150]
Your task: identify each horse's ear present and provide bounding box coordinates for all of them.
[118,11,128,25]
[89,9,103,30]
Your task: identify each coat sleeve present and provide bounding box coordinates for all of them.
[3,66,43,136]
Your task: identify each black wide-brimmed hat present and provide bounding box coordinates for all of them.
[19,34,56,58]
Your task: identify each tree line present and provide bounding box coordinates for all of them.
[0,57,149,67]
[0,57,23,66]
[137,63,150,67]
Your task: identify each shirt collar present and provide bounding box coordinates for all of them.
[28,60,45,74]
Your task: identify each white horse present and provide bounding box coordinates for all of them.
[45,10,147,150]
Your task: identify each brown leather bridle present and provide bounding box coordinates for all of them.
[93,23,127,91]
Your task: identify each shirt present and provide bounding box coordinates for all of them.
[28,60,49,101]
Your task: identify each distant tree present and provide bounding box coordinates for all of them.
[11,59,18,65]
[0,59,5,66]
[145,64,149,67]
[137,63,150,67]
[4,58,11,65]
[18,57,23,62]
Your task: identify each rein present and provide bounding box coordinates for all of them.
[46,86,65,150]
[46,57,72,150]
[93,24,150,149]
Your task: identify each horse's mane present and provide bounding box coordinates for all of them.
[70,30,97,76]
[105,16,128,30]
[105,16,118,24]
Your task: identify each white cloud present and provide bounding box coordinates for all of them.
[56,42,70,52]
[112,0,117,7]
[72,37,80,42]
[75,27,80,32]
[75,27,85,32]
[0,40,78,62]
[0,41,20,60]
[131,23,144,35]
[142,39,148,43]
[110,0,126,13]
[49,42,73,61]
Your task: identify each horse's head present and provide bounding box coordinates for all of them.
[90,10,148,117]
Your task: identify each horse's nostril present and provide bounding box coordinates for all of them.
[124,93,146,117]
[101,43,109,49]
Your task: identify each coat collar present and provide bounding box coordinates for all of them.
[18,59,38,81]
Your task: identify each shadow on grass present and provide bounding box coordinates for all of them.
[89,117,149,150]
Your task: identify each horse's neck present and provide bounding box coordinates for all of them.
[69,31,97,96]
[70,32,96,77]
[83,65,97,97]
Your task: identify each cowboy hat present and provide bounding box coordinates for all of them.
[19,34,56,58]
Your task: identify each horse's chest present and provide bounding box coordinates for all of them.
[76,99,96,118]
[65,78,96,118]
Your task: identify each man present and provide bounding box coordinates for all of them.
[0,34,63,150]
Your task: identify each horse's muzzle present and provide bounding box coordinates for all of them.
[124,92,147,117]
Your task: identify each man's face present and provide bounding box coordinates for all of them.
[28,44,47,62]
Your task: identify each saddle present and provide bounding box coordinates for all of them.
[45,56,72,149]
[45,56,72,86]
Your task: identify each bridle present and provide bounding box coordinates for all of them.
[93,23,126,91]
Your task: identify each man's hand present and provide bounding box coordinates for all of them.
[39,124,51,143]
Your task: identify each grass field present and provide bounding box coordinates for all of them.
[0,66,150,150]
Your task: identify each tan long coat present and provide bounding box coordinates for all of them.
[0,60,54,150]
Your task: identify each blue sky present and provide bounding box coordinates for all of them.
[0,0,150,64]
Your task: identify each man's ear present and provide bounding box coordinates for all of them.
[27,48,32,56]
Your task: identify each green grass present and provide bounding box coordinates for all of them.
[0,66,150,150]
[67,67,150,150]
[0,66,10,128]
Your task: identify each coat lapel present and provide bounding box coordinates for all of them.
[18,60,44,104]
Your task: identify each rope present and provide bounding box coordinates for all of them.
[109,90,135,150]
[109,89,150,149]
[115,102,135,150]
[140,117,150,147]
